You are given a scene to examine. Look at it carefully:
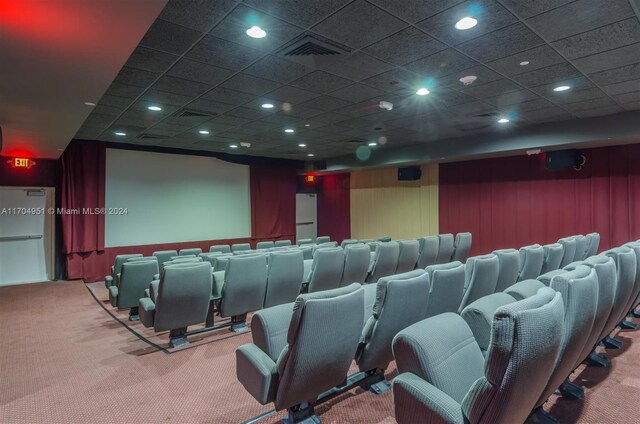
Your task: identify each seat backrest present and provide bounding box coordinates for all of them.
[297,238,313,246]
[160,256,202,273]
[127,256,157,263]
[573,235,588,261]
[459,254,500,312]
[209,244,231,254]
[558,237,577,268]
[603,247,637,331]
[452,232,472,263]
[232,243,251,252]
[368,241,400,283]
[340,238,359,248]
[274,239,292,247]
[220,254,268,317]
[118,260,159,308]
[113,254,143,276]
[396,240,420,274]
[462,288,565,424]
[416,236,439,269]
[377,236,391,242]
[357,270,429,372]
[199,252,221,267]
[315,236,330,244]
[179,248,202,256]
[585,232,600,257]
[212,254,233,272]
[622,242,640,316]
[534,266,598,409]
[424,261,465,318]
[541,243,564,273]
[256,241,275,250]
[435,233,454,264]
[264,250,304,308]
[152,250,177,267]
[492,249,520,292]
[274,284,364,410]
[154,262,213,331]
[307,247,345,293]
[341,243,371,285]
[517,244,544,281]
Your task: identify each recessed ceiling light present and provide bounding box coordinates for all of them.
[261,103,274,109]
[519,61,530,66]
[553,85,571,92]
[84,102,96,106]
[307,153,314,157]
[114,132,126,136]
[147,106,162,111]
[246,26,267,38]
[455,17,478,30]
[199,130,210,135]
[229,144,238,149]
[416,88,430,96]
[304,123,311,127]
[498,117,510,124]
[368,142,377,146]
[298,143,307,147]
[284,128,295,133]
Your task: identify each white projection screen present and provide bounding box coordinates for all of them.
[105,149,251,247]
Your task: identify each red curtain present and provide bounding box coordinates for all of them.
[317,173,351,242]
[250,166,297,242]
[439,144,640,256]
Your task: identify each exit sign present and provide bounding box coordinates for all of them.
[8,158,36,169]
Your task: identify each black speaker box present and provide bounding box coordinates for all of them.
[545,149,583,171]
[398,166,422,181]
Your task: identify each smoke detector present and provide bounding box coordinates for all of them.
[379,101,393,111]
[240,142,251,148]
[459,75,477,86]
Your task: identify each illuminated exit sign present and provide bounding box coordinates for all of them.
[8,158,36,169]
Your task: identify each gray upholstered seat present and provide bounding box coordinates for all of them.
[139,262,212,347]
[451,232,472,263]
[219,254,268,331]
[210,244,231,254]
[424,261,465,318]
[274,240,292,248]
[297,238,313,246]
[357,270,429,380]
[300,245,313,260]
[504,278,548,301]
[392,287,564,424]
[377,236,391,242]
[198,252,221,267]
[396,240,420,274]
[341,243,370,285]
[152,250,177,268]
[460,292,517,354]
[517,244,544,281]
[264,250,304,308]
[108,259,159,320]
[232,243,251,252]
[602,247,637,337]
[558,237,577,268]
[256,241,275,250]
[416,236,439,269]
[537,268,568,286]
[313,241,338,252]
[621,242,640,321]
[573,235,589,261]
[341,238,359,248]
[585,232,600,257]
[541,243,564,273]
[105,254,142,289]
[367,241,400,283]
[492,249,520,292]
[236,284,364,421]
[307,247,344,293]
[315,236,330,244]
[179,248,202,256]
[435,233,454,264]
[458,254,500,313]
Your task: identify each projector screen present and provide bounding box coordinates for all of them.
[105,149,251,247]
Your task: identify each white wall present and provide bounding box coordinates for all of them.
[105,149,251,247]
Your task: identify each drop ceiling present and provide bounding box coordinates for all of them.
[73,0,640,161]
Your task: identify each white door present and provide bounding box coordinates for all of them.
[0,187,55,286]
[296,193,317,243]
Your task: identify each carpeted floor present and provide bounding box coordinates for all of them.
[0,280,639,423]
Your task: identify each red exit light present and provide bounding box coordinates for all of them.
[304,175,316,184]
[8,158,36,169]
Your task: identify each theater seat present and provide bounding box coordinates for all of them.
[392,287,563,424]
[341,243,370,285]
[179,248,202,256]
[139,262,212,347]
[517,244,544,281]
[424,261,465,318]
[264,250,304,308]
[377,236,391,242]
[232,243,251,252]
[458,254,499,313]
[492,249,520,292]
[460,292,517,355]
[152,250,177,268]
[541,243,564,273]
[219,254,268,331]
[341,238,359,248]
[356,270,429,391]
[256,241,274,250]
[210,244,231,254]
[435,233,454,264]
[105,254,142,289]
[558,237,577,268]
[297,238,313,246]
[108,259,159,320]
[602,247,637,342]
[585,232,600,257]
[307,247,344,293]
[451,232,472,263]
[274,240,292,248]
[315,236,330,244]
[367,241,400,283]
[396,240,420,274]
[236,284,364,422]
[573,235,589,261]
[416,236,439,269]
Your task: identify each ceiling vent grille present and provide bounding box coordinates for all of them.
[345,139,366,143]
[277,33,351,57]
[286,42,340,56]
[137,133,170,140]
[172,108,215,118]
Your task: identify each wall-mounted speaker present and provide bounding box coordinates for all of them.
[545,149,586,171]
[398,166,422,181]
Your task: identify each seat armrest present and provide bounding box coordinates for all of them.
[153,273,160,281]
[251,303,295,361]
[460,292,516,353]
[504,279,546,300]
[138,297,155,328]
[108,286,118,307]
[393,373,464,424]
[104,275,113,289]
[236,344,278,405]
[149,280,160,303]
[212,271,225,298]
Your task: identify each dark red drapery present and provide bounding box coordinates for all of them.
[250,166,297,241]
[317,173,351,242]
[439,144,640,256]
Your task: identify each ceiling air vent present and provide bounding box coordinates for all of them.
[277,33,351,57]
[454,123,492,132]
[137,133,170,140]
[345,139,366,143]
[172,108,215,118]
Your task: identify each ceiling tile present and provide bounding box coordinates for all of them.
[276,105,324,118]
[329,83,386,103]
[124,46,180,73]
[243,120,281,131]
[158,0,237,32]
[462,78,522,99]
[521,106,574,122]
[432,89,479,107]
[551,18,640,60]
[91,104,124,117]
[167,58,234,85]
[498,0,571,19]
[457,23,544,62]
[362,68,418,92]
[563,97,618,112]
[405,48,478,78]
[589,63,640,86]
[162,114,212,127]
[527,0,634,42]
[512,62,582,87]
[139,89,194,106]
[486,45,565,76]
[300,95,353,111]
[601,78,640,96]
[438,65,503,89]
[484,90,540,108]
[621,101,640,111]
[83,112,115,128]
[312,112,352,124]
[243,0,352,28]
[98,94,133,108]
[224,106,272,120]
[572,104,625,118]
[417,0,517,45]
[243,55,311,83]
[209,115,254,127]
[265,85,320,104]
[139,19,203,55]
[220,73,282,95]
[209,5,303,50]
[116,109,164,127]
[112,66,159,88]
[612,91,640,105]
[512,97,557,112]
[291,70,355,93]
[572,43,640,74]
[201,87,256,105]
[186,99,236,114]
[317,51,395,81]
[151,76,212,97]
[311,0,407,49]
[335,117,377,129]
[369,0,465,23]
[104,82,146,99]
[363,27,446,66]
[546,87,609,105]
[529,75,594,96]
[186,35,265,71]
